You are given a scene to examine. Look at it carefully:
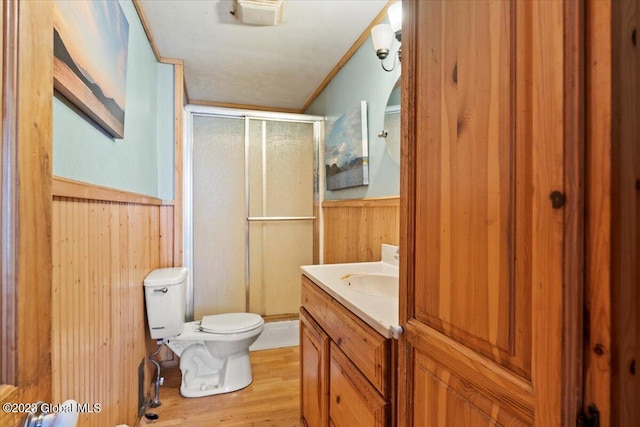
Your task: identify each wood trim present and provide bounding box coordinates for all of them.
[584,0,612,424]
[583,2,640,425]
[322,196,399,208]
[52,176,163,205]
[159,57,183,66]
[1,0,19,386]
[562,0,585,425]
[132,0,162,62]
[301,0,395,112]
[173,61,185,266]
[531,1,566,424]
[610,2,640,425]
[18,0,54,393]
[0,0,53,415]
[397,0,417,424]
[189,98,303,115]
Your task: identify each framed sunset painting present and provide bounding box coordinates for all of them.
[53,0,129,138]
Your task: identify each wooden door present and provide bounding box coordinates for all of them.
[1,1,54,426]
[399,1,582,425]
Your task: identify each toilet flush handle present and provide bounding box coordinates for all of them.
[154,287,168,293]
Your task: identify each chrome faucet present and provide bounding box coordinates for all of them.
[394,248,399,260]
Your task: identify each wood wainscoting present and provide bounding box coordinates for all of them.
[51,177,175,427]
[322,197,399,264]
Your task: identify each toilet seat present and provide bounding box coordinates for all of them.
[200,313,263,334]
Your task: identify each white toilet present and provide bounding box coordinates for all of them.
[143,267,264,398]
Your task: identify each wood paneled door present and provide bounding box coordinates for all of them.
[399,1,583,426]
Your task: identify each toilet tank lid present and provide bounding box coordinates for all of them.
[144,267,188,287]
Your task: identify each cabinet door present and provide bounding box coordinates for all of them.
[399,1,582,426]
[329,343,389,427]
[300,308,329,427]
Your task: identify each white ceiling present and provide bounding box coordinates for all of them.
[137,0,389,111]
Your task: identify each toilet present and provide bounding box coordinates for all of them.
[143,267,264,398]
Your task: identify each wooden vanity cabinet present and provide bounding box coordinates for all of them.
[300,276,395,427]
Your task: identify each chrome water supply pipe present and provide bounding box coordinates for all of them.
[149,339,165,408]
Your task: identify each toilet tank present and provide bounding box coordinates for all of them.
[144,267,188,339]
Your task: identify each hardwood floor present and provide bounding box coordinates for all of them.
[139,346,300,427]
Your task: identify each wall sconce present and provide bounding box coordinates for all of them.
[371,2,402,72]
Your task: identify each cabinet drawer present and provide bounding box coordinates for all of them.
[301,276,392,398]
[329,342,390,427]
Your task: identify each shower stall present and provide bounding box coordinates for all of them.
[184,106,323,322]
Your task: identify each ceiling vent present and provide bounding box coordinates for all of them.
[234,0,284,26]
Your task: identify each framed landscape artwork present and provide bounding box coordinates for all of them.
[325,101,369,191]
[53,0,130,138]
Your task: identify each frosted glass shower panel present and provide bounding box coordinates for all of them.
[192,116,246,319]
[248,120,315,218]
[249,221,313,315]
[248,119,315,315]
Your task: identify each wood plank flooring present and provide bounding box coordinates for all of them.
[139,347,300,427]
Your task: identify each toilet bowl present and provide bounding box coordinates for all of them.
[143,268,265,398]
[165,313,264,397]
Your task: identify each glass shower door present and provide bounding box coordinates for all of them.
[247,119,315,316]
[191,114,317,320]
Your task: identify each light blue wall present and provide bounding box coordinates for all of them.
[305,33,401,200]
[53,0,175,199]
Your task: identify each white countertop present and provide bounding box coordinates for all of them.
[300,244,400,339]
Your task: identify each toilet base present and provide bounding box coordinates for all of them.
[177,342,254,398]
[180,373,253,398]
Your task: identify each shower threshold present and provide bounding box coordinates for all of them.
[250,319,300,351]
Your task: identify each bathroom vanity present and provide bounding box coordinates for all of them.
[299,246,399,427]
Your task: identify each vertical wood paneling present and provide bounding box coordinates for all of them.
[322,197,399,264]
[52,194,164,427]
[159,204,174,267]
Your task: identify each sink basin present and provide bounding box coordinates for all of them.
[341,273,398,298]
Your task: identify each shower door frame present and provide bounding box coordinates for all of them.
[184,105,324,320]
